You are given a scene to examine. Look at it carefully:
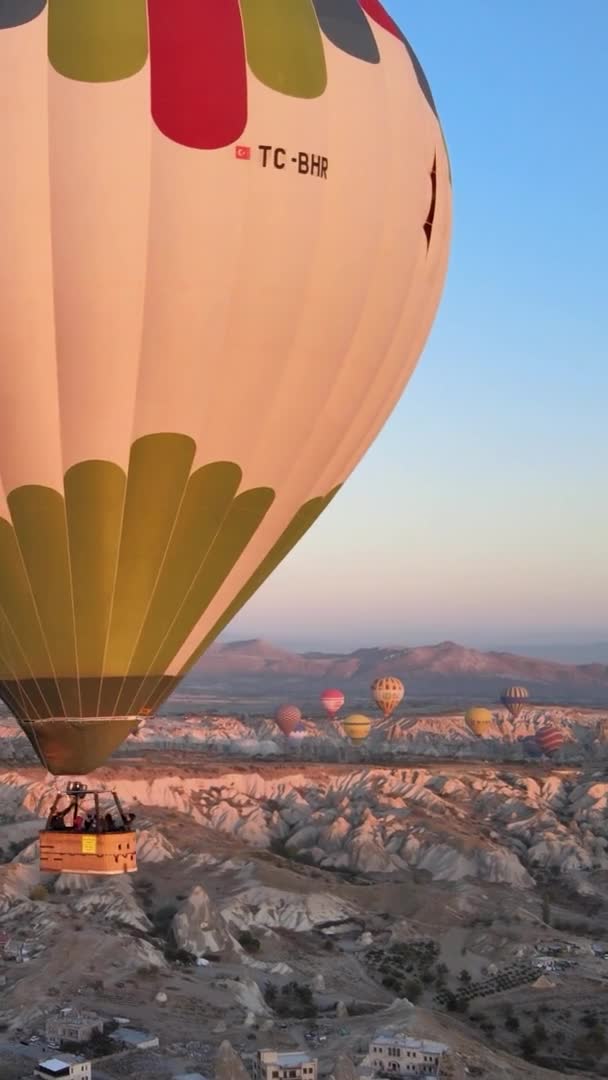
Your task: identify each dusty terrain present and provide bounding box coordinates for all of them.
[1,702,608,772]
[1,749,608,1078]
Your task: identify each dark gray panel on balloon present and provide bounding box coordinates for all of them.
[401,35,438,118]
[313,0,380,63]
[0,0,46,29]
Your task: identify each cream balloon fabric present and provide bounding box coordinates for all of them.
[0,2,451,773]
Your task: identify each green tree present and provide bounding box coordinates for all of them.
[404,979,422,1004]
[238,930,261,953]
[520,1034,537,1059]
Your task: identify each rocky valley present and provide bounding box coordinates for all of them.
[1,753,608,1079]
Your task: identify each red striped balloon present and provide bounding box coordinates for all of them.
[536,726,564,755]
[321,688,344,718]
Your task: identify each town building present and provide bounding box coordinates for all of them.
[368,1033,448,1078]
[45,1010,103,1048]
[252,1050,318,1080]
[110,1026,159,1050]
[34,1055,91,1080]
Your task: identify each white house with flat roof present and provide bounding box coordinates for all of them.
[252,1050,318,1080]
[34,1055,91,1080]
[368,1033,447,1078]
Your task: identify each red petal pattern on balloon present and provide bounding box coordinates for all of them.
[148,0,248,150]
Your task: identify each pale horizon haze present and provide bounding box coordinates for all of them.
[227,1,607,654]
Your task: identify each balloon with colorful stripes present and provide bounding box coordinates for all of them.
[501,686,529,719]
[0,2,451,775]
[535,725,565,757]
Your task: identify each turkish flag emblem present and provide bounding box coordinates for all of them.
[235,145,251,160]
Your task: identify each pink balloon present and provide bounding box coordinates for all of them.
[320,688,344,717]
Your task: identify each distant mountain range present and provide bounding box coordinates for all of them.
[184,639,608,707]
[497,642,608,664]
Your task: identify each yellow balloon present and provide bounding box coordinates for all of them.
[465,707,493,737]
[0,5,451,774]
[343,714,371,742]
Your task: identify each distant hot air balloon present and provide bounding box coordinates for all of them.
[321,689,345,719]
[0,5,450,775]
[275,705,302,738]
[501,686,529,719]
[343,714,371,742]
[465,707,493,737]
[291,721,307,741]
[520,734,543,759]
[371,677,405,719]
[535,725,565,757]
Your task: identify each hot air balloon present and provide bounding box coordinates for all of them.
[501,686,529,719]
[291,721,307,741]
[465,707,493,737]
[321,688,345,718]
[275,704,302,738]
[535,725,565,757]
[0,4,451,776]
[520,734,543,759]
[343,714,371,742]
[371,677,405,719]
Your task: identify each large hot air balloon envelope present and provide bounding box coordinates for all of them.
[275,704,302,738]
[371,677,405,719]
[0,3,451,775]
[343,714,371,742]
[321,689,345,718]
[465,707,492,737]
[535,726,564,757]
[501,686,529,719]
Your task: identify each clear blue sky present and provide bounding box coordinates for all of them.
[227,1,608,653]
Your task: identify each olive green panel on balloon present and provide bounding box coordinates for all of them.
[0,433,339,723]
[7,486,78,689]
[0,674,176,723]
[48,0,149,82]
[17,715,143,775]
[174,485,341,682]
[0,521,52,676]
[115,483,275,717]
[65,460,125,678]
[103,433,197,677]
[240,0,327,99]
